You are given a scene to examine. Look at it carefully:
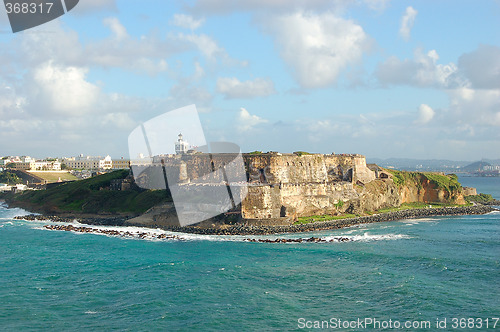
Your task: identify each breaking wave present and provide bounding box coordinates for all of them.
[35,221,411,244]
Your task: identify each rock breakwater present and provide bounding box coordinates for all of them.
[152,204,496,235]
[15,204,497,236]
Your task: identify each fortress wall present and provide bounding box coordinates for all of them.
[153,153,376,220]
[240,181,360,220]
[159,153,374,186]
[178,154,245,183]
[241,185,282,219]
[242,154,371,185]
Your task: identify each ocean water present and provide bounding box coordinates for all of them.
[0,177,499,330]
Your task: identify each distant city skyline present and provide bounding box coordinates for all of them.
[0,1,499,161]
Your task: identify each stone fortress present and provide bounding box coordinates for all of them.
[130,134,468,226]
[134,149,390,224]
[238,152,378,221]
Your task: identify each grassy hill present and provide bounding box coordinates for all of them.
[2,170,171,215]
[386,169,461,193]
[28,171,79,183]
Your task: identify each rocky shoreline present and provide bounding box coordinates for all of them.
[153,205,497,235]
[15,204,497,236]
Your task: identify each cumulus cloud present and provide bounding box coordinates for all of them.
[29,61,100,115]
[186,0,389,14]
[103,17,129,41]
[376,49,462,88]
[187,0,339,14]
[12,18,234,76]
[415,104,435,124]
[399,6,417,41]
[237,107,268,131]
[0,74,144,156]
[216,77,276,99]
[0,85,26,119]
[264,11,370,88]
[458,44,500,89]
[175,32,224,60]
[447,88,500,127]
[363,0,391,11]
[14,19,171,76]
[171,14,205,30]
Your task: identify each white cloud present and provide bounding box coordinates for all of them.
[237,107,268,131]
[193,61,205,80]
[216,77,276,99]
[447,88,500,127]
[363,0,391,11]
[264,11,370,88]
[399,6,417,41]
[103,17,129,41]
[376,49,462,88]
[171,14,205,30]
[16,20,171,76]
[187,0,340,14]
[415,104,435,124]
[187,0,389,15]
[30,61,100,115]
[458,44,500,89]
[175,32,224,60]
[0,85,26,121]
[12,18,238,77]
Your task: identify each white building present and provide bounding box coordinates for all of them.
[64,155,113,170]
[175,133,190,155]
[33,160,61,171]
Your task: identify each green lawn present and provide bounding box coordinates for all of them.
[295,214,358,225]
[28,171,79,183]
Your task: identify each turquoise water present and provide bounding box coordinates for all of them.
[0,177,499,330]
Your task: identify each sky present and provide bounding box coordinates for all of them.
[0,0,499,161]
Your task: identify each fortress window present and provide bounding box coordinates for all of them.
[280,206,286,217]
[259,168,267,183]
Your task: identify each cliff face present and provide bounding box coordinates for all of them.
[241,164,467,222]
[398,178,466,205]
[348,175,466,215]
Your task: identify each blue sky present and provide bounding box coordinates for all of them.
[0,0,499,161]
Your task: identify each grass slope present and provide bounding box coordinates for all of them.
[28,171,79,183]
[386,169,461,193]
[6,170,171,215]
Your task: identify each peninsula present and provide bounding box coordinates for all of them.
[1,152,497,235]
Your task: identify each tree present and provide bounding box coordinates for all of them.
[0,171,21,185]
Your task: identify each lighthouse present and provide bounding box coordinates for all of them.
[175,133,190,154]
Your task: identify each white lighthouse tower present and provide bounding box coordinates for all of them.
[175,133,190,154]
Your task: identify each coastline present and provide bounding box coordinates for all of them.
[12,203,498,236]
